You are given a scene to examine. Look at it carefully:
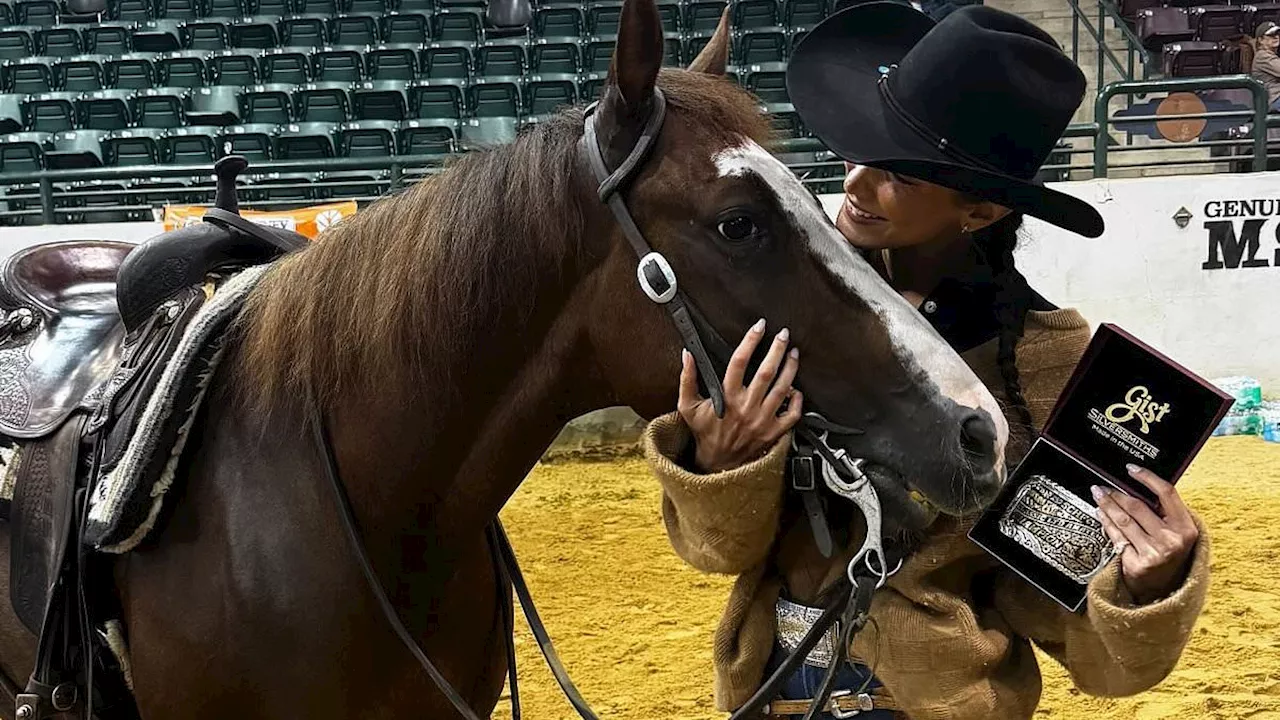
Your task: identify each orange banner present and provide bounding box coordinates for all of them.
[162,200,358,239]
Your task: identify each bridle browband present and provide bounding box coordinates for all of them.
[310,88,902,720]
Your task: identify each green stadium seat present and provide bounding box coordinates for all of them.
[103,127,166,165]
[535,7,582,38]
[298,0,337,12]
[685,1,725,31]
[585,39,614,72]
[734,0,780,29]
[251,0,289,15]
[163,124,220,162]
[745,62,787,104]
[106,54,156,90]
[242,82,294,122]
[17,0,58,27]
[217,123,275,159]
[37,28,85,57]
[459,115,515,148]
[433,9,480,42]
[321,169,390,198]
[133,86,191,127]
[337,118,395,156]
[78,89,135,130]
[274,121,335,158]
[46,129,108,168]
[663,32,681,66]
[0,131,50,172]
[684,33,709,61]
[60,180,132,222]
[737,30,786,65]
[183,21,229,50]
[312,46,364,81]
[382,12,430,43]
[579,73,604,102]
[526,74,574,116]
[790,31,807,55]
[0,28,35,60]
[398,0,435,12]
[786,0,828,31]
[587,3,621,35]
[409,79,462,118]
[126,177,190,208]
[331,14,379,45]
[23,91,79,132]
[260,48,311,83]
[202,0,245,17]
[294,80,350,121]
[0,93,23,133]
[0,183,43,225]
[478,43,525,77]
[764,102,800,138]
[469,79,518,116]
[52,57,104,92]
[421,44,470,80]
[345,0,388,14]
[6,57,55,94]
[366,43,419,80]
[231,15,281,48]
[85,24,134,55]
[351,79,407,120]
[0,2,12,25]
[530,41,578,74]
[157,50,208,87]
[109,0,152,21]
[248,171,320,201]
[209,51,260,85]
[397,117,453,154]
[134,20,185,52]
[160,0,200,19]
[656,0,680,33]
[279,15,326,48]
[187,85,242,123]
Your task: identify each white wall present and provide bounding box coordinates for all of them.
[821,172,1280,391]
[3,172,1275,392]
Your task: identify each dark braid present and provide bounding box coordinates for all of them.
[972,213,1037,450]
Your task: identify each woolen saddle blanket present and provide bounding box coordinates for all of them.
[0,264,270,554]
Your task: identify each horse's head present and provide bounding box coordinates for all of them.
[583,0,1010,528]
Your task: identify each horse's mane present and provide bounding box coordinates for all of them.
[234,70,770,414]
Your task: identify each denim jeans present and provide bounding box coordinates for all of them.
[765,643,896,719]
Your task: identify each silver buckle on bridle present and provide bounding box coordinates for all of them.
[636,251,678,304]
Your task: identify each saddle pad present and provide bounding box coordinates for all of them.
[84,264,271,553]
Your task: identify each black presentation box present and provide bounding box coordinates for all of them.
[968,323,1233,612]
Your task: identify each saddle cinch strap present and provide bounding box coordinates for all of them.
[0,155,308,720]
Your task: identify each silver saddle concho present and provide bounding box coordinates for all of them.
[997,474,1118,584]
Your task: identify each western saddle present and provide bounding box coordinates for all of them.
[0,156,307,720]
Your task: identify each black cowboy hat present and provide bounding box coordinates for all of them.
[786,2,1104,238]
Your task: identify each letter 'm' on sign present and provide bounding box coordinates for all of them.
[1203,219,1271,269]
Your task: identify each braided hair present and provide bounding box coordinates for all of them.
[971,212,1036,449]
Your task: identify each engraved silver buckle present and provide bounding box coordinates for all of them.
[997,474,1116,585]
[828,690,875,718]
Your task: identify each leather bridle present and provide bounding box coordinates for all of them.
[310,89,902,720]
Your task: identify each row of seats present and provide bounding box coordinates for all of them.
[1137,5,1280,52]
[0,59,792,132]
[1162,39,1248,76]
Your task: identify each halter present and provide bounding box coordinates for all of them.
[313,89,903,720]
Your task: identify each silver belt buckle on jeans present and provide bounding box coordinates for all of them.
[775,597,838,669]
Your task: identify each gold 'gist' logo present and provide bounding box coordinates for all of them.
[1104,386,1171,434]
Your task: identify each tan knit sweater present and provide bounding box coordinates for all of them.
[644,309,1212,719]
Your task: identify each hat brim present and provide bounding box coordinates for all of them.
[785,2,1104,238]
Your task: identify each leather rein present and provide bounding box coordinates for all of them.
[309,90,901,720]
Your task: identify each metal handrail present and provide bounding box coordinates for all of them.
[1062,0,1152,89]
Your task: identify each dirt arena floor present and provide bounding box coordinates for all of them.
[493,436,1280,720]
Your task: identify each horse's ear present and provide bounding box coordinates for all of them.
[687,7,730,75]
[602,0,664,117]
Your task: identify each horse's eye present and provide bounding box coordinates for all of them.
[717,216,757,242]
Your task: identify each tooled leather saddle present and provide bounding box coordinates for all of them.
[0,156,307,720]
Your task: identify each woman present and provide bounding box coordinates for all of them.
[644,4,1210,719]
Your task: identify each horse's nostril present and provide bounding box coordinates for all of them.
[958,410,998,465]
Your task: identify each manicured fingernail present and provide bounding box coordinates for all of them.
[1090,485,1105,501]
[681,348,689,361]
[752,318,766,333]
[789,347,799,359]
[777,327,790,343]
[1126,463,1140,475]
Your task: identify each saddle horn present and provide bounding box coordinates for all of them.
[213,155,249,215]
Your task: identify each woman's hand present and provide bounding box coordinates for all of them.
[1092,465,1200,605]
[678,319,804,473]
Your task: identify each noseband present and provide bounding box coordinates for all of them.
[312,90,902,720]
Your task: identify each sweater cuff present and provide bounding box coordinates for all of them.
[1085,514,1211,653]
[643,411,792,493]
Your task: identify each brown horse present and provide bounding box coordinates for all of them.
[0,0,1009,716]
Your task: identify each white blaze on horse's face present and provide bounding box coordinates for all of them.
[712,139,1009,472]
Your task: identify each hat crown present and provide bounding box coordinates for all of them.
[885,6,1085,180]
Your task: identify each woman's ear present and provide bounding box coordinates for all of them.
[962,201,1013,234]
